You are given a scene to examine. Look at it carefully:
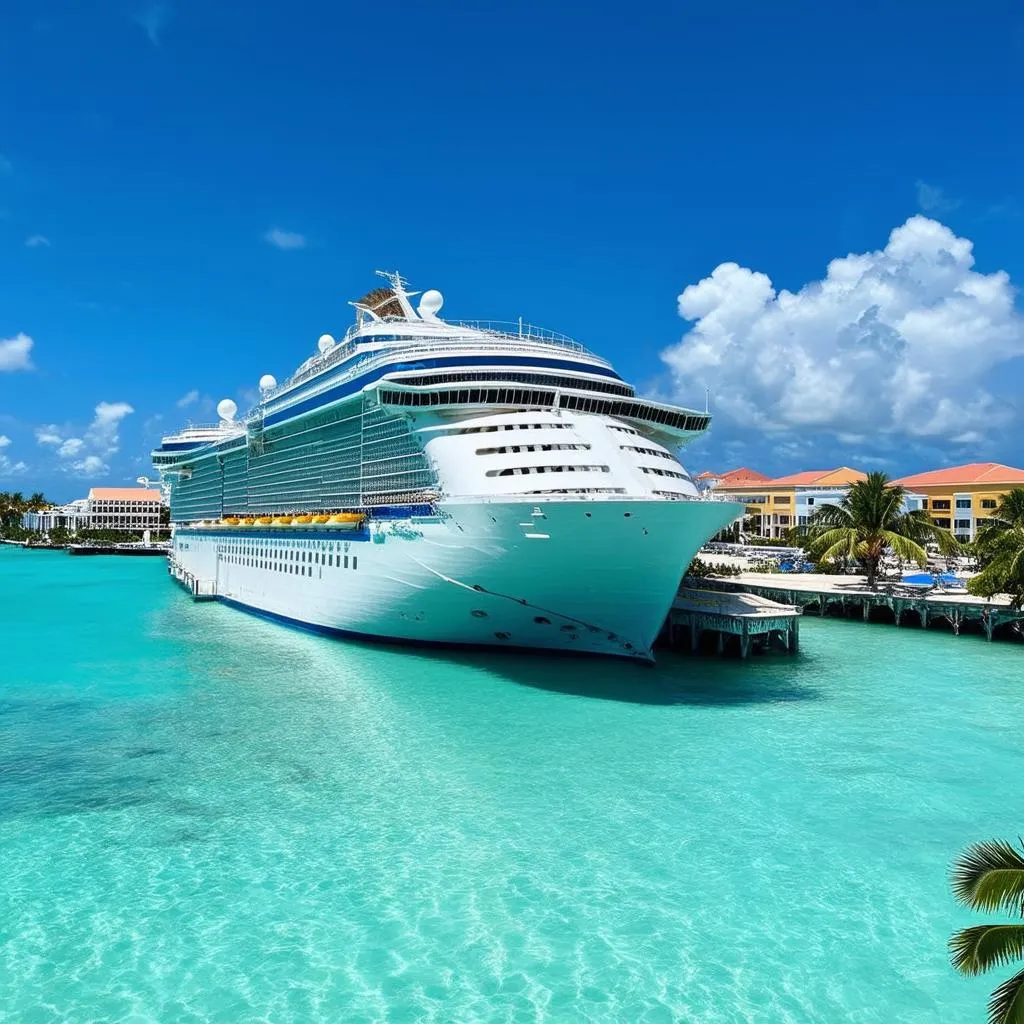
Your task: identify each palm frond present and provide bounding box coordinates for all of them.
[950,925,1024,977]
[881,531,928,566]
[989,967,1024,1024]
[952,840,1024,912]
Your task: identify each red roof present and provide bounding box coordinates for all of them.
[892,463,1024,488]
[88,487,162,502]
[715,467,772,485]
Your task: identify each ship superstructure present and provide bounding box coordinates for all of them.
[155,272,741,659]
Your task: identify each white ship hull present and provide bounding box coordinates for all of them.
[170,497,740,660]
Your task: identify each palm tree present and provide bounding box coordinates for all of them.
[803,471,959,590]
[950,839,1024,1024]
[26,491,48,511]
[970,489,1024,609]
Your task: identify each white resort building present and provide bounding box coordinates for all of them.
[22,487,164,534]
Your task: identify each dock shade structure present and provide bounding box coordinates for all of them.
[664,586,800,658]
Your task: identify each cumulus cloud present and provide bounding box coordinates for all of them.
[0,455,27,476]
[85,401,134,455]
[176,388,200,408]
[24,234,50,248]
[0,435,9,449]
[0,333,34,371]
[264,227,307,250]
[662,216,1024,452]
[35,424,63,445]
[71,455,107,477]
[34,401,135,478]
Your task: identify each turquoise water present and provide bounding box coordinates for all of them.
[2,547,1022,1023]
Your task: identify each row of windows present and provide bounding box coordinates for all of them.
[457,422,571,435]
[621,444,673,460]
[222,551,358,573]
[476,443,589,455]
[380,387,712,433]
[526,487,626,495]
[607,424,639,436]
[641,466,688,480]
[389,370,634,398]
[487,464,610,478]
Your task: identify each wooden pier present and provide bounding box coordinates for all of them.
[662,586,800,658]
[702,575,1023,643]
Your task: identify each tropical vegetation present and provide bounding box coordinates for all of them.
[969,488,1024,609]
[0,491,49,538]
[950,838,1024,1024]
[800,471,959,589]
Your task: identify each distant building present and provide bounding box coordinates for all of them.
[22,488,163,534]
[710,467,870,539]
[891,462,1024,543]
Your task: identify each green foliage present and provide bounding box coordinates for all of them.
[685,558,742,579]
[0,489,52,537]
[74,528,145,544]
[804,472,959,590]
[950,839,1024,1024]
[970,490,1024,608]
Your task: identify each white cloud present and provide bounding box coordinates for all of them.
[35,424,63,445]
[71,455,107,477]
[58,438,84,457]
[85,401,134,455]
[264,227,307,251]
[0,434,9,449]
[24,234,50,248]
[176,388,200,408]
[0,333,34,372]
[131,0,170,45]
[0,455,27,476]
[915,180,960,215]
[662,216,1024,450]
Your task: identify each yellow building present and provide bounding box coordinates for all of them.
[711,467,867,540]
[891,462,1024,542]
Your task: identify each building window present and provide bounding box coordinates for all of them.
[955,499,972,509]
[954,519,972,530]
[981,499,997,510]
[772,496,791,505]
[932,500,951,511]
[806,498,814,506]
[933,517,951,528]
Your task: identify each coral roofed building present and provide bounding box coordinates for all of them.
[710,467,868,540]
[891,463,1024,543]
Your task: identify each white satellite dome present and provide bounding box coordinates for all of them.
[217,398,238,421]
[417,289,444,319]
[317,333,335,354]
[259,374,277,391]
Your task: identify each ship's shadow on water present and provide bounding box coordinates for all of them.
[404,646,823,707]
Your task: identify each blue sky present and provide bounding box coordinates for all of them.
[2,0,1023,500]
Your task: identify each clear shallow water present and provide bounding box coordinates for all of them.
[1,547,1022,1023]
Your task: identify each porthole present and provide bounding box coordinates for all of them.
[471,610,488,619]
[534,616,551,625]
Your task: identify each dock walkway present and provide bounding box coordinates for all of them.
[705,574,1022,642]
[665,586,800,658]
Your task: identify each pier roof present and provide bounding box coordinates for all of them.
[891,462,1024,488]
[88,487,162,502]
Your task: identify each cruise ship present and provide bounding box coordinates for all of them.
[154,272,741,660]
